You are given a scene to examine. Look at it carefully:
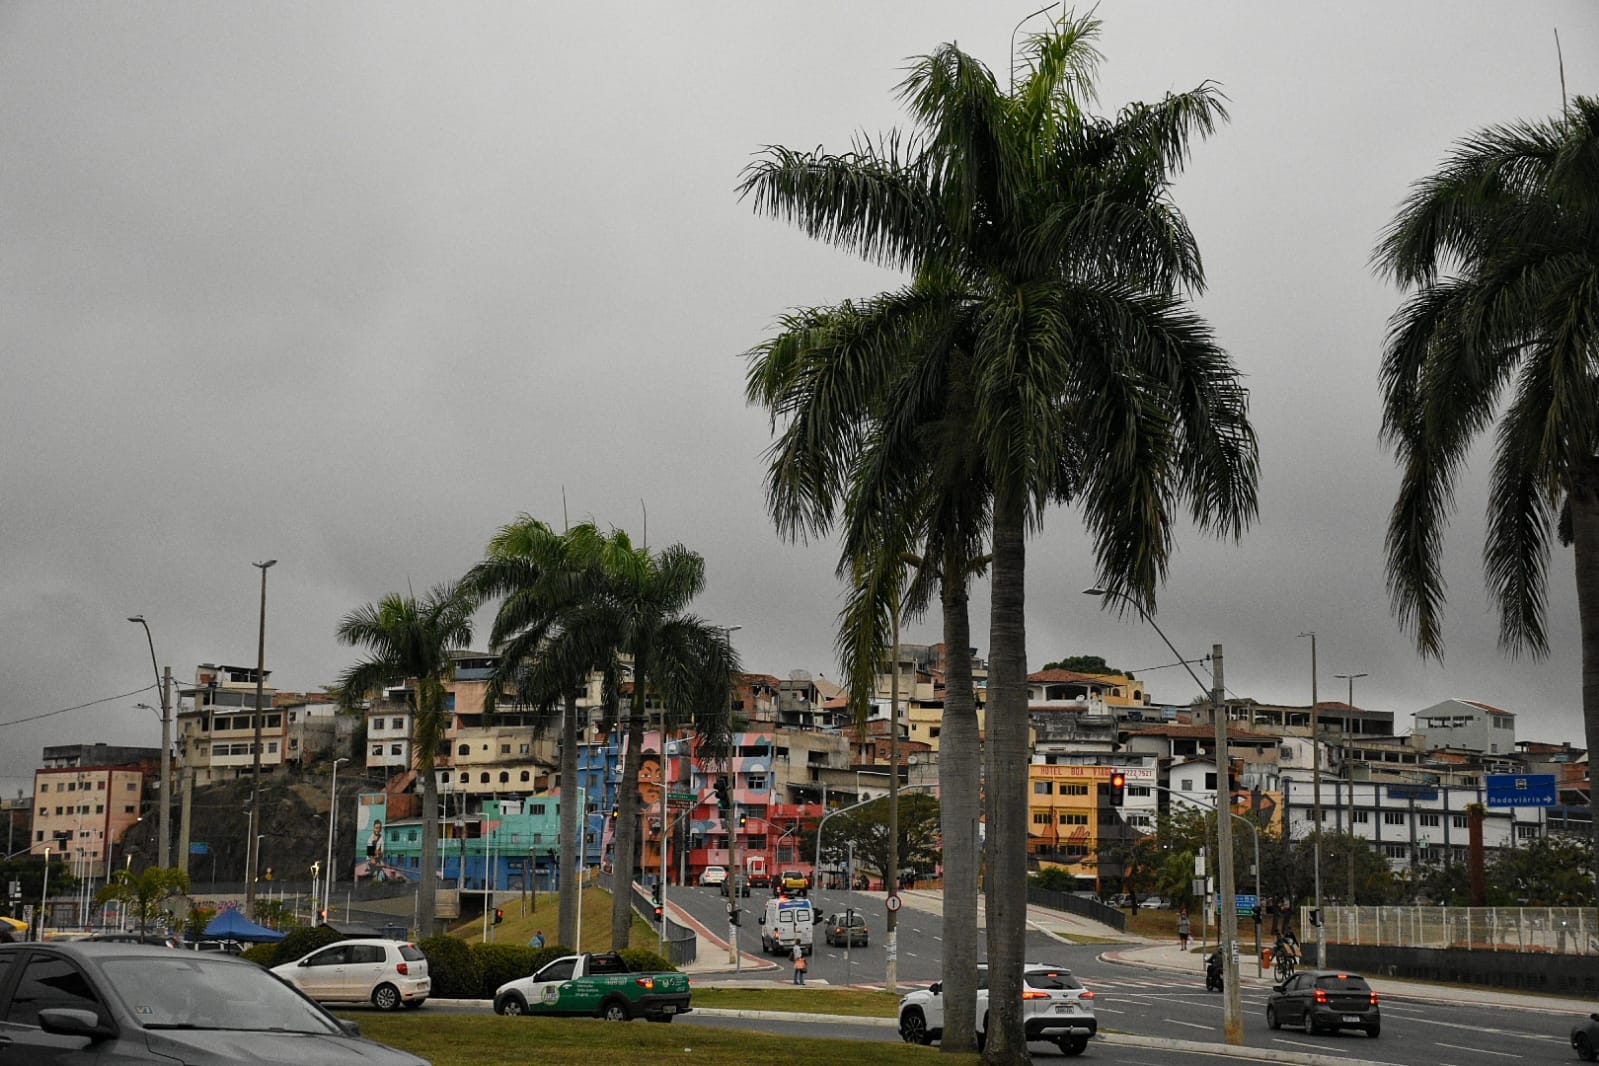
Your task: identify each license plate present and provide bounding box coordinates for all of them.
[1054,1004,1075,1013]
[664,1006,676,1014]
[1342,1015,1360,1023]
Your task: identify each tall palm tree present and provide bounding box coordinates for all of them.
[741,16,1256,1060]
[336,581,475,937]
[1375,96,1599,887]
[466,517,624,949]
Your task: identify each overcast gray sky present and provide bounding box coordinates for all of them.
[4,3,1596,799]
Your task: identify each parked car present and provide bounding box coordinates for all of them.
[82,932,182,949]
[719,872,751,897]
[697,866,728,887]
[0,940,429,1064]
[899,963,1097,1056]
[1265,969,1380,1037]
[492,951,692,1021]
[189,938,245,955]
[1571,1011,1599,1060]
[1138,896,1170,909]
[272,938,430,1011]
[823,910,869,947]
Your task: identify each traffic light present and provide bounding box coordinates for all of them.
[728,902,740,926]
[1108,772,1126,807]
[653,903,664,922]
[738,812,747,828]
[715,776,732,812]
[317,908,327,923]
[651,883,661,907]
[1309,908,1322,928]
[494,908,505,925]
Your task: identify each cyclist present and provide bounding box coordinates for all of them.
[1273,929,1301,980]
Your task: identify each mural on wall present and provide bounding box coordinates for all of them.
[353,793,411,882]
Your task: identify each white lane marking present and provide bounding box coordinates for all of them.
[1436,1041,1519,1058]
[1166,1019,1214,1031]
[1273,1038,1336,1050]
[1412,1016,1567,1041]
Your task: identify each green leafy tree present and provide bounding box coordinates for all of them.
[1039,655,1128,676]
[740,14,1254,1060]
[1486,835,1595,905]
[805,793,942,884]
[1374,95,1599,888]
[0,854,76,920]
[94,867,189,936]
[336,581,476,935]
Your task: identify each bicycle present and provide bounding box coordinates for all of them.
[1272,947,1298,982]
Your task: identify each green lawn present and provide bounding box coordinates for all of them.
[689,986,899,1017]
[449,884,656,952]
[351,1013,952,1066]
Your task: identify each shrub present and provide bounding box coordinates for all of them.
[472,943,539,999]
[528,945,573,972]
[266,924,343,968]
[420,934,482,999]
[240,942,276,966]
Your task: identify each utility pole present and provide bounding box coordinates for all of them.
[1299,630,1325,968]
[885,591,901,994]
[1213,645,1242,1045]
[246,558,276,920]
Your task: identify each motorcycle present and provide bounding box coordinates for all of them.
[1204,952,1223,992]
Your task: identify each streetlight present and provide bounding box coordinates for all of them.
[718,625,742,967]
[1334,671,1367,708]
[1298,631,1325,969]
[127,616,173,870]
[1085,586,1241,1045]
[246,558,276,921]
[325,757,348,928]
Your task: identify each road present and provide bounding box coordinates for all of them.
[661,884,1588,1065]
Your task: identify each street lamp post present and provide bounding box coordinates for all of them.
[246,559,276,921]
[1298,631,1325,968]
[1084,587,1241,1045]
[718,625,741,968]
[885,589,902,995]
[325,757,348,926]
[127,616,173,870]
[1334,671,1367,708]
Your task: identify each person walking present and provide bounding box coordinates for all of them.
[1177,909,1191,952]
[790,942,807,985]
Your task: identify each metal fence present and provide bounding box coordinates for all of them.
[1026,886,1127,932]
[1316,905,1599,956]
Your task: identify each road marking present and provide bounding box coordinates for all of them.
[1166,1019,1213,1031]
[1436,1041,1519,1058]
[1273,1038,1335,1050]
[1411,1017,1566,1041]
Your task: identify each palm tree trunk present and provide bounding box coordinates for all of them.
[939,553,981,1053]
[1568,459,1599,892]
[611,680,647,948]
[417,720,440,938]
[559,691,580,948]
[984,487,1030,1065]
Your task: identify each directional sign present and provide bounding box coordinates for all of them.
[189,842,209,855]
[667,791,698,804]
[1485,773,1557,807]
[1234,893,1257,915]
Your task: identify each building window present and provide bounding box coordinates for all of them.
[1384,843,1407,859]
[1180,779,1194,791]
[1419,813,1440,827]
[97,781,105,790]
[1452,815,1467,828]
[520,743,530,754]
[1383,811,1404,825]
[1516,824,1538,840]
[500,744,511,755]
[389,744,402,756]
[479,773,490,784]
[39,783,47,792]
[520,771,531,782]
[498,772,510,784]
[532,804,546,815]
[457,744,470,757]
[1352,810,1369,824]
[392,718,403,730]
[124,805,134,814]
[127,782,137,791]
[1064,784,1089,796]
[1032,813,1050,825]
[371,746,383,757]
[1033,782,1052,795]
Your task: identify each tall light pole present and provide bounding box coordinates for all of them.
[325,757,348,924]
[1084,587,1240,1045]
[127,616,173,870]
[1298,631,1324,968]
[246,559,276,920]
[718,625,742,967]
[885,587,902,994]
[1334,671,1367,708]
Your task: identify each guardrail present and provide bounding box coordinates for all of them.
[1025,886,1127,932]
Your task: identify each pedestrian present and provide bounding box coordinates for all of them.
[1177,909,1191,952]
[530,930,545,950]
[791,942,807,985]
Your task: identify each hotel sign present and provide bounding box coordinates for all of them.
[1032,765,1155,781]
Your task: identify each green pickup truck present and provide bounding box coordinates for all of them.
[491,951,692,1022]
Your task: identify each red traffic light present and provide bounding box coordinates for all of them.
[494,908,505,924]
[1110,772,1126,789]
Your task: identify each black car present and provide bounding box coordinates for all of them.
[0,941,430,1064]
[1265,969,1381,1037]
[1573,1011,1599,1060]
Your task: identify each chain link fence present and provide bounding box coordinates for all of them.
[1315,905,1599,955]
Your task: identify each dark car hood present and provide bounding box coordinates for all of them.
[143,1029,427,1065]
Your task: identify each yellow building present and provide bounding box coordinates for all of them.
[1027,763,1157,883]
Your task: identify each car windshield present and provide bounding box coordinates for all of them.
[1025,969,1083,990]
[99,956,343,1034]
[1314,976,1370,993]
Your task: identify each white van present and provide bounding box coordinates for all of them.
[758,895,817,955]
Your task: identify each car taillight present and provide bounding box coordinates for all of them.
[396,962,409,976]
[635,977,656,990]
[1079,990,1094,999]
[1022,990,1049,1000]
[1370,991,1379,1005]
[1312,989,1328,1004]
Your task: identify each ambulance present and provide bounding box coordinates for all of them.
[758,893,819,955]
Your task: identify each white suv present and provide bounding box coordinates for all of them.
[898,963,1097,1056]
[697,866,728,887]
[272,938,430,1010]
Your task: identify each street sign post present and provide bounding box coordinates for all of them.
[1234,893,1257,915]
[667,791,697,805]
[189,842,209,855]
[1485,773,1557,807]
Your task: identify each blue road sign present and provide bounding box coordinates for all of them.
[189,842,209,855]
[1485,773,1556,807]
[1235,893,1257,914]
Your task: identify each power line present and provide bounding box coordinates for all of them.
[0,684,157,728]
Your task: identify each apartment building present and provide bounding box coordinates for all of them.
[175,663,284,786]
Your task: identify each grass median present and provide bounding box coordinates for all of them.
[690,986,899,1017]
[351,1013,966,1066]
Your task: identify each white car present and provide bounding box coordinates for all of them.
[272,938,430,1011]
[898,963,1097,1056]
[698,866,728,887]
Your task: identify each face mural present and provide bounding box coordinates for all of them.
[639,753,663,807]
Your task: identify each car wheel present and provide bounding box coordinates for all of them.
[496,994,528,1016]
[371,984,402,1011]
[600,998,631,1022]
[900,1007,930,1045]
[1057,1035,1087,1056]
[1365,1023,1380,1038]
[402,998,425,1010]
[1266,1005,1280,1030]
[1577,1033,1596,1061]
[1303,1012,1317,1036]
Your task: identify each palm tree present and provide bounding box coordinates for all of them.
[1375,96,1599,887]
[466,517,617,949]
[336,581,475,937]
[741,15,1256,1060]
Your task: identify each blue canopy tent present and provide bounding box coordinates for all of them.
[203,907,286,942]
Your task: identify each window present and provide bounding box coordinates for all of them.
[1383,811,1404,825]
[519,743,530,754]
[392,718,404,730]
[96,781,105,790]
[7,956,102,1026]
[39,783,47,792]
[1032,813,1050,825]
[389,744,402,756]
[1516,824,1538,840]
[1419,814,1440,828]
[1383,843,1407,859]
[500,744,511,755]
[1061,813,1088,825]
[1204,773,1218,790]
[532,804,546,815]
[1352,810,1369,824]
[498,772,510,784]
[520,771,531,782]
[458,745,470,756]
[371,745,383,757]
[1179,778,1194,791]
[1452,814,1467,829]
[480,773,490,784]
[1033,782,1052,795]
[1064,784,1089,796]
